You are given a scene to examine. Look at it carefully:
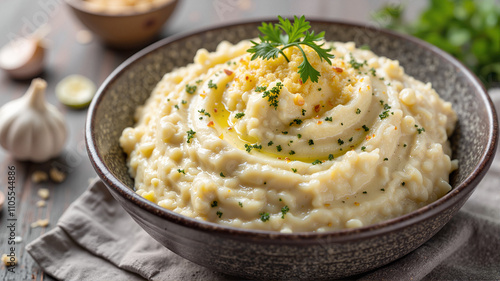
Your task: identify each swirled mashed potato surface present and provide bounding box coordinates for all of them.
[120,40,457,232]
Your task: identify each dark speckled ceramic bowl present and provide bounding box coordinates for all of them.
[86,19,498,280]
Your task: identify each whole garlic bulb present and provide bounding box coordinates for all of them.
[0,78,67,162]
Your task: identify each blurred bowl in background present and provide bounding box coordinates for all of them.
[65,0,179,49]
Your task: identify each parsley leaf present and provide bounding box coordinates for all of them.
[247,16,334,83]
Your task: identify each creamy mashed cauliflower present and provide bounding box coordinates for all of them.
[120,40,457,232]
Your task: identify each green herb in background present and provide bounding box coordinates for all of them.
[373,0,500,88]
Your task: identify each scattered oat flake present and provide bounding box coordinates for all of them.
[36,200,46,207]
[1,254,17,266]
[76,29,93,44]
[32,171,48,183]
[38,188,50,200]
[31,219,50,228]
[49,168,66,183]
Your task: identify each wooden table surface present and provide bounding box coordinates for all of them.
[0,1,425,280]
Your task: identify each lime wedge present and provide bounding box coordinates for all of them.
[56,75,96,108]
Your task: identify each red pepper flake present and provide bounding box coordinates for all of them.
[314,104,321,112]
[224,69,233,76]
[317,120,323,125]
[333,66,343,73]
[207,121,214,127]
[354,202,360,206]
[299,79,303,85]
[284,157,291,163]
[214,108,218,113]
[228,127,233,131]
[245,76,249,80]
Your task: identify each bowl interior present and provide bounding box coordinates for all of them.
[87,20,497,233]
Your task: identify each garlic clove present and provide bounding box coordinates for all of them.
[0,78,67,162]
[0,37,46,80]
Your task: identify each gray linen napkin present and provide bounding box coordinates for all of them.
[27,90,500,281]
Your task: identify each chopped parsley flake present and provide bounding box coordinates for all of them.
[325,117,333,122]
[289,150,296,155]
[362,125,370,132]
[297,134,302,139]
[361,146,366,151]
[362,191,367,194]
[177,169,185,174]
[245,143,262,153]
[216,211,223,218]
[349,55,367,69]
[378,110,389,120]
[235,112,245,119]
[318,88,322,91]
[308,139,314,145]
[338,138,344,145]
[417,127,426,134]
[198,109,211,117]
[262,82,283,109]
[403,143,407,147]
[268,141,274,146]
[220,172,225,177]
[302,109,306,116]
[260,212,270,222]
[292,168,297,173]
[238,202,243,207]
[186,129,196,143]
[381,188,385,191]
[208,80,218,89]
[356,108,361,114]
[384,103,391,110]
[380,100,385,105]
[174,105,179,110]
[369,67,376,76]
[276,145,282,152]
[312,159,322,165]
[195,79,203,84]
[185,84,197,94]
[290,119,303,126]
[255,85,267,92]
[402,182,406,186]
[281,205,289,219]
[181,100,187,105]
[282,131,288,135]
[384,158,389,161]
[328,154,334,160]
[379,110,390,119]
[349,137,353,142]
[211,201,218,207]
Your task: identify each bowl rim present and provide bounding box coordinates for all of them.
[86,17,498,241]
[64,0,179,17]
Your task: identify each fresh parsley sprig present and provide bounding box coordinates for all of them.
[247,16,334,83]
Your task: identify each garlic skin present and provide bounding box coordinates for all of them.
[0,78,67,162]
[0,37,46,80]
